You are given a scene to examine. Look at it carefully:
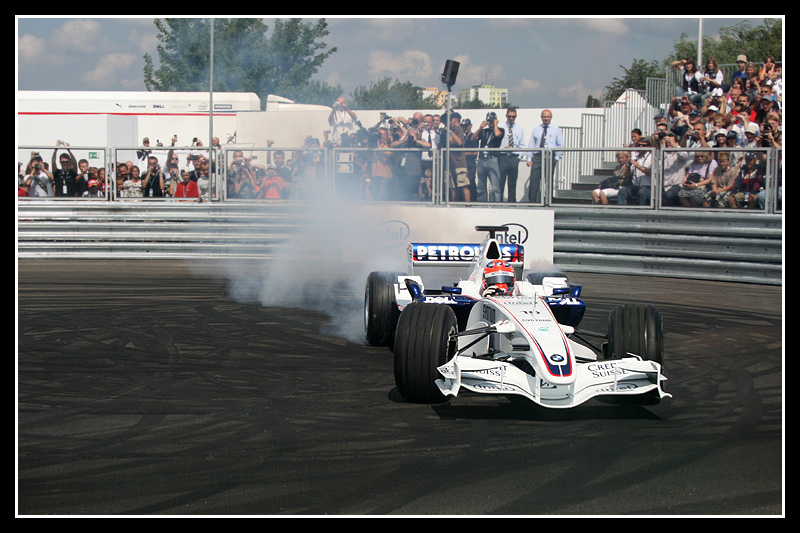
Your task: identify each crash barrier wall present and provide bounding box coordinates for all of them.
[18,144,783,285]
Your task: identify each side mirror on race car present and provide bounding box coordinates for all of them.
[404,278,424,301]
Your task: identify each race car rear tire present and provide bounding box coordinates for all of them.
[393,302,457,403]
[607,304,664,364]
[364,271,404,347]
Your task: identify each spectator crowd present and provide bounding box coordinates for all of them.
[19,55,781,210]
[593,53,782,209]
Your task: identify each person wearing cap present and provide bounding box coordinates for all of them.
[724,130,745,163]
[755,94,779,126]
[679,112,709,149]
[82,178,104,198]
[729,152,765,208]
[255,164,289,200]
[137,137,152,162]
[743,123,760,149]
[712,128,729,150]
[730,54,749,87]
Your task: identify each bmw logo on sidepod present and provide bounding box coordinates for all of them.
[372,220,411,249]
[495,223,528,245]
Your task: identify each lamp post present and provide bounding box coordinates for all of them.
[440,60,459,202]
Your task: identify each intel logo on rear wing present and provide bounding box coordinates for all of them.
[409,243,524,264]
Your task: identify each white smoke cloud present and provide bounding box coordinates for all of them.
[211,201,407,344]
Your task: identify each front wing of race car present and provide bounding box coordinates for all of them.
[436,354,671,409]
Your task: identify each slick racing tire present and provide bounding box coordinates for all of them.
[607,304,664,364]
[364,271,404,347]
[393,303,457,403]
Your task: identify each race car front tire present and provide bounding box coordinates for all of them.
[393,302,457,403]
[607,304,664,364]
[364,271,404,347]
[605,304,665,405]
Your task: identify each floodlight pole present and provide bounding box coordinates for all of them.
[441,60,459,203]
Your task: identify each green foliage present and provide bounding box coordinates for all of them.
[349,78,436,110]
[673,18,782,66]
[602,58,662,102]
[595,18,782,105]
[143,18,338,106]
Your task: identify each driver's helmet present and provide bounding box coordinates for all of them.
[482,260,516,295]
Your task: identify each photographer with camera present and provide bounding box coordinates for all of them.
[470,111,505,203]
[226,150,260,199]
[656,124,690,207]
[389,115,427,201]
[328,97,358,147]
[24,152,54,197]
[142,155,165,198]
[679,117,710,150]
[363,126,393,201]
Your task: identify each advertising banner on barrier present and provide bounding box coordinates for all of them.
[339,205,554,270]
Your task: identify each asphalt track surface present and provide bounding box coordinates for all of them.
[17,259,784,516]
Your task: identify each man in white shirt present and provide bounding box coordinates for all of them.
[328,97,358,146]
[526,109,563,203]
[498,107,526,202]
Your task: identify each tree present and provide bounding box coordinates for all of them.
[672,18,782,66]
[143,18,337,107]
[349,78,436,110]
[601,58,662,103]
[585,95,603,108]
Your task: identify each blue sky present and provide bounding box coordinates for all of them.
[16,16,777,109]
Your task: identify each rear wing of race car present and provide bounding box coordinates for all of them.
[407,225,524,275]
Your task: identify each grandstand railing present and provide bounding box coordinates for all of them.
[18,143,782,285]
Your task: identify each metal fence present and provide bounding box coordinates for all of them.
[19,143,782,213]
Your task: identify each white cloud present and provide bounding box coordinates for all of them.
[81,53,137,88]
[51,19,104,54]
[570,18,630,35]
[367,49,434,82]
[517,78,543,93]
[558,80,597,105]
[18,34,46,61]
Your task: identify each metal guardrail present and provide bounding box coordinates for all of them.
[552,207,782,285]
[17,199,782,285]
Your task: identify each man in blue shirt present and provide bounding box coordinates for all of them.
[526,109,563,203]
[730,54,749,88]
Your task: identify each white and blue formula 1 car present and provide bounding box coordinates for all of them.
[363,225,671,408]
